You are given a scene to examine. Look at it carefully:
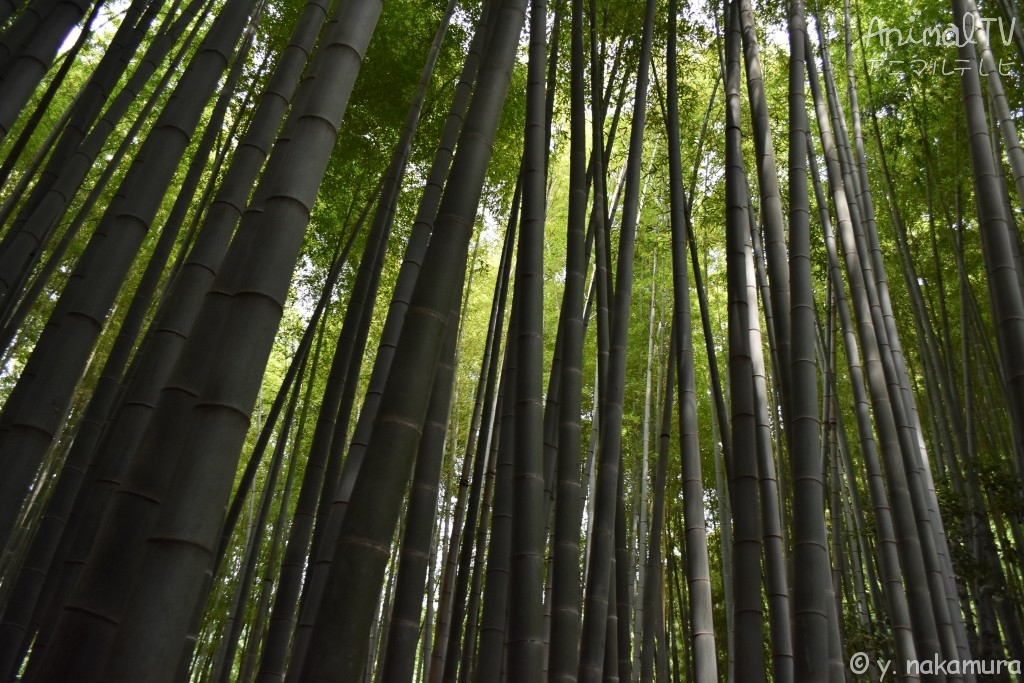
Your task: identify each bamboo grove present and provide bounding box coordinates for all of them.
[0,0,1023,678]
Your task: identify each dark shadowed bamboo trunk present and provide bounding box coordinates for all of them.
[437,179,518,683]
[0,0,100,194]
[0,0,259,550]
[507,0,546,678]
[377,290,461,683]
[0,0,92,139]
[0,29,253,676]
[725,2,765,680]
[787,0,832,678]
[0,0,212,311]
[211,347,306,683]
[29,1,380,679]
[547,0,587,677]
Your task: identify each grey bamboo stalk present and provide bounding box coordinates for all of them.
[49,0,332,532]
[0,0,257,549]
[737,0,791,386]
[475,326,518,683]
[664,1,717,678]
[0,0,92,139]
[301,0,460,589]
[272,7,483,675]
[507,0,546,677]
[0,27,253,676]
[807,49,930,673]
[966,0,1024,209]
[951,0,1024,481]
[296,1,526,678]
[430,184,514,683]
[578,0,656,677]
[436,180,519,683]
[0,0,58,68]
[724,2,765,680]
[282,148,407,683]
[743,194,793,683]
[632,261,656,683]
[712,406,736,683]
[377,292,461,683]
[787,0,832,677]
[847,12,986,663]
[30,1,380,680]
[45,0,332,665]
[546,0,587,675]
[212,214,365,575]
[0,0,213,309]
[288,10,495,648]
[640,329,672,683]
[10,3,281,659]
[816,25,963,669]
[0,0,100,194]
[275,198,395,649]
[0,0,161,231]
[387,180,512,683]
[587,0,610,419]
[236,372,307,683]
[211,347,305,683]
[455,390,503,683]
[677,57,731,477]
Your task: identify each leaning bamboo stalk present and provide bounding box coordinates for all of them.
[297,1,526,678]
[32,1,381,680]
